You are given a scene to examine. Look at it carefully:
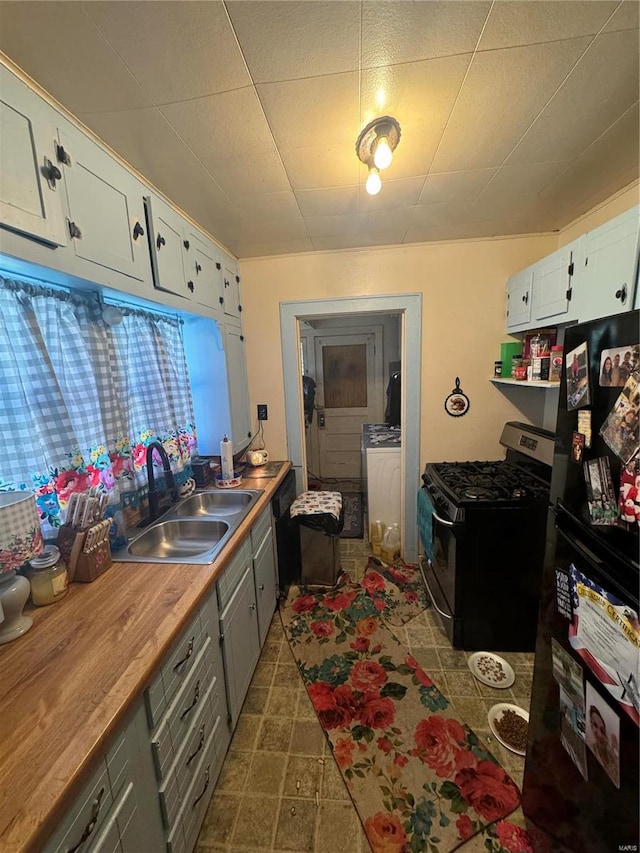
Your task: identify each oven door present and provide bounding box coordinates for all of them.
[418,492,463,645]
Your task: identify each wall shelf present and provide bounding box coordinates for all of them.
[490,377,560,389]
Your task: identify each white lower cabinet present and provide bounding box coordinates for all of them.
[145,589,229,853]
[42,700,165,853]
[251,507,278,648]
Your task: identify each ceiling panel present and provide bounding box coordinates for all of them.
[478,0,618,51]
[84,0,251,104]
[160,87,290,198]
[505,28,640,166]
[430,37,592,173]
[0,1,151,113]
[361,1,491,67]
[226,0,360,82]
[0,0,637,259]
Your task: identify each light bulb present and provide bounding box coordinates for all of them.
[373,135,393,170]
[365,167,382,195]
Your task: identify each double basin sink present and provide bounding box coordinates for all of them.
[113,489,262,564]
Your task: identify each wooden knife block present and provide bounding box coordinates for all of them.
[56,524,112,583]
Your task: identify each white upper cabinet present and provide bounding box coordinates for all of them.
[186,231,224,311]
[222,254,242,320]
[145,194,190,299]
[506,266,533,332]
[573,205,639,323]
[224,322,252,450]
[0,70,67,247]
[58,126,147,281]
[531,240,580,325]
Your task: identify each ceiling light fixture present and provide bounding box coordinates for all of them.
[356,116,401,195]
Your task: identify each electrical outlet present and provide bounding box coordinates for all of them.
[257,404,268,421]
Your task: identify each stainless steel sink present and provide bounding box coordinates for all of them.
[128,519,229,561]
[113,488,262,564]
[174,490,255,517]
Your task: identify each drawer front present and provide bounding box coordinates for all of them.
[105,731,128,801]
[45,760,113,853]
[151,636,216,782]
[158,679,221,832]
[146,609,208,728]
[180,728,219,853]
[250,506,272,552]
[91,781,135,853]
[216,539,251,609]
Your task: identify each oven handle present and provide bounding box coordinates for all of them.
[418,555,453,621]
[432,509,455,528]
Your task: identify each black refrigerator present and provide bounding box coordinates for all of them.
[522,310,639,853]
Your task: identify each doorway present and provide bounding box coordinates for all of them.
[280,294,422,562]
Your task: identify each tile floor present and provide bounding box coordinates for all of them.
[195,538,535,853]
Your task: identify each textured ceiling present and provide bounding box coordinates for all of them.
[1,0,638,259]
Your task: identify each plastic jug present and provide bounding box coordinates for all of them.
[381,524,401,563]
[369,519,384,556]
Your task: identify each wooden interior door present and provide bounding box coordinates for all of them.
[314,332,382,480]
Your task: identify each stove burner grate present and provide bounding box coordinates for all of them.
[463,486,497,500]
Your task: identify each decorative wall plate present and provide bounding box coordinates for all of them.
[444,378,470,417]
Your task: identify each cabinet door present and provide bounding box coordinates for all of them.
[219,564,260,727]
[0,69,67,247]
[532,243,578,323]
[222,255,242,319]
[145,194,189,298]
[57,127,147,280]
[224,322,252,451]
[577,206,639,322]
[506,267,533,331]
[253,526,277,647]
[187,232,224,311]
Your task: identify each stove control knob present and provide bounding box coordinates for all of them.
[512,487,527,498]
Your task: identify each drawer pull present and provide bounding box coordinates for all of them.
[192,765,210,809]
[180,680,200,720]
[173,637,195,671]
[66,786,105,853]
[186,725,206,767]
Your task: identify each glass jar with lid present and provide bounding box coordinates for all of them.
[27,545,69,606]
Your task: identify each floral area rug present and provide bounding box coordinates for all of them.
[340,556,430,626]
[280,577,530,853]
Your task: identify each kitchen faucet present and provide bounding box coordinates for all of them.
[144,441,180,524]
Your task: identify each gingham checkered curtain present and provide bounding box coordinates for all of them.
[0,276,196,536]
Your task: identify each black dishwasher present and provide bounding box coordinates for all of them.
[271,468,301,594]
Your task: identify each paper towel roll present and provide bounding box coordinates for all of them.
[220,435,234,481]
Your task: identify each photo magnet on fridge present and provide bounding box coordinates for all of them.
[600,369,640,464]
[583,457,619,525]
[560,685,588,780]
[578,410,592,448]
[598,344,639,387]
[571,432,585,463]
[586,683,621,788]
[566,341,591,410]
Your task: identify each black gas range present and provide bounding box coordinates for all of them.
[418,422,555,652]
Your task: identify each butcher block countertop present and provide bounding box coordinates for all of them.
[0,462,291,853]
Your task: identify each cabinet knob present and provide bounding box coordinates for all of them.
[249,602,256,611]
[219,296,224,305]
[43,157,62,188]
[132,221,145,240]
[183,239,190,250]
[238,304,243,312]
[259,584,265,591]
[157,234,166,250]
[235,274,240,283]
[522,293,529,304]
[615,283,627,303]
[187,280,195,293]
[216,262,221,270]
[68,220,82,239]
[195,262,202,273]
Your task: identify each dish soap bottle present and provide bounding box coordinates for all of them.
[369,519,384,556]
[381,524,401,563]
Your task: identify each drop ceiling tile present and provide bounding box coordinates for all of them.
[430,37,592,173]
[410,201,474,229]
[357,176,425,210]
[77,106,178,177]
[0,1,151,113]
[226,0,360,82]
[360,54,472,179]
[506,29,640,166]
[84,0,250,104]
[478,1,617,51]
[471,162,571,220]
[235,238,315,259]
[160,87,290,197]
[361,1,491,67]
[257,74,360,189]
[295,187,359,217]
[304,214,362,239]
[236,216,309,243]
[537,103,640,220]
[418,169,497,205]
[232,191,301,223]
[404,218,554,245]
[603,0,640,32]
[312,232,406,251]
